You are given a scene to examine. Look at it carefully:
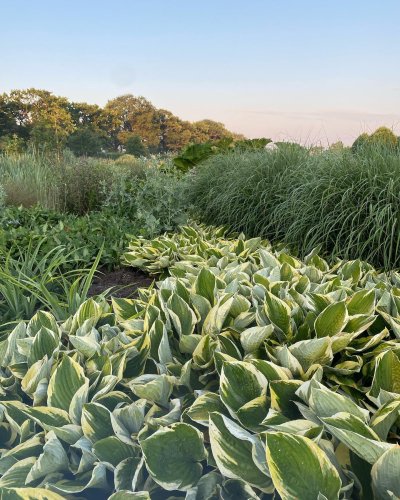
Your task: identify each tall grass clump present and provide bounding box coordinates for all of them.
[189,145,400,269]
[188,145,309,240]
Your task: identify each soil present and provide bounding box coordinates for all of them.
[88,267,154,298]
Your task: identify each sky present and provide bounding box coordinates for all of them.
[1,0,400,145]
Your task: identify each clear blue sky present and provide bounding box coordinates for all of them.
[1,0,400,144]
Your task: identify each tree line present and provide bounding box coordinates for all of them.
[0,89,243,156]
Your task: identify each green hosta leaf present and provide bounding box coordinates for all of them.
[130,374,174,407]
[371,447,400,499]
[264,291,292,336]
[112,297,142,321]
[309,387,369,422]
[27,311,60,337]
[93,436,138,466]
[28,327,59,365]
[81,403,113,442]
[0,488,64,499]
[202,296,234,336]
[315,302,348,337]
[114,456,144,492]
[0,457,36,487]
[288,337,333,372]
[240,325,274,353]
[195,267,216,305]
[167,293,197,337]
[370,400,400,440]
[47,356,86,411]
[347,289,376,315]
[141,423,206,491]
[21,406,72,428]
[370,350,400,398]
[209,412,273,493]
[111,400,147,444]
[220,361,267,417]
[0,435,43,475]
[26,432,69,483]
[266,432,341,500]
[322,412,394,464]
[49,462,109,494]
[110,492,150,500]
[187,393,227,426]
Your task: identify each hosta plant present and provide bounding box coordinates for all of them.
[2,227,400,498]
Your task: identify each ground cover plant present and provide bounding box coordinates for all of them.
[2,226,400,498]
[187,144,400,269]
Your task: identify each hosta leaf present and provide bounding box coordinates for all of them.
[130,374,173,407]
[111,400,147,444]
[167,293,197,337]
[264,291,292,336]
[93,436,138,466]
[347,289,375,315]
[28,327,59,365]
[110,492,150,500]
[49,462,109,494]
[26,432,69,483]
[370,350,400,398]
[266,432,341,500]
[288,337,333,372]
[209,412,273,492]
[310,387,369,422]
[141,423,206,491]
[371,447,400,499]
[0,488,64,499]
[322,412,394,464]
[220,361,267,417]
[370,400,400,440]
[187,392,227,426]
[315,301,348,337]
[47,356,86,411]
[240,325,274,353]
[0,457,36,487]
[195,267,216,305]
[81,403,113,442]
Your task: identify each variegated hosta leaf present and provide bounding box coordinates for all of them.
[141,423,206,491]
[266,432,341,500]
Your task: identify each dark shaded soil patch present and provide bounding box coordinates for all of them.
[89,267,154,298]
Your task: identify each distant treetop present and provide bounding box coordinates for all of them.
[0,89,242,155]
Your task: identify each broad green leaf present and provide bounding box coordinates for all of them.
[209,412,273,492]
[26,432,69,483]
[264,291,292,336]
[322,412,394,464]
[187,393,227,426]
[315,302,348,337]
[370,350,400,398]
[81,403,113,442]
[289,337,333,372]
[195,267,216,305]
[371,447,400,499]
[220,361,267,417]
[47,356,86,411]
[266,432,341,500]
[93,436,138,466]
[240,325,274,353]
[0,488,64,499]
[141,423,206,491]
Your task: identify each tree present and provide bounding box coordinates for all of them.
[369,126,398,149]
[191,119,239,143]
[67,126,104,156]
[104,95,160,150]
[124,134,147,156]
[157,109,193,152]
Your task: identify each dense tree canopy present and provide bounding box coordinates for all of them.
[0,89,241,155]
